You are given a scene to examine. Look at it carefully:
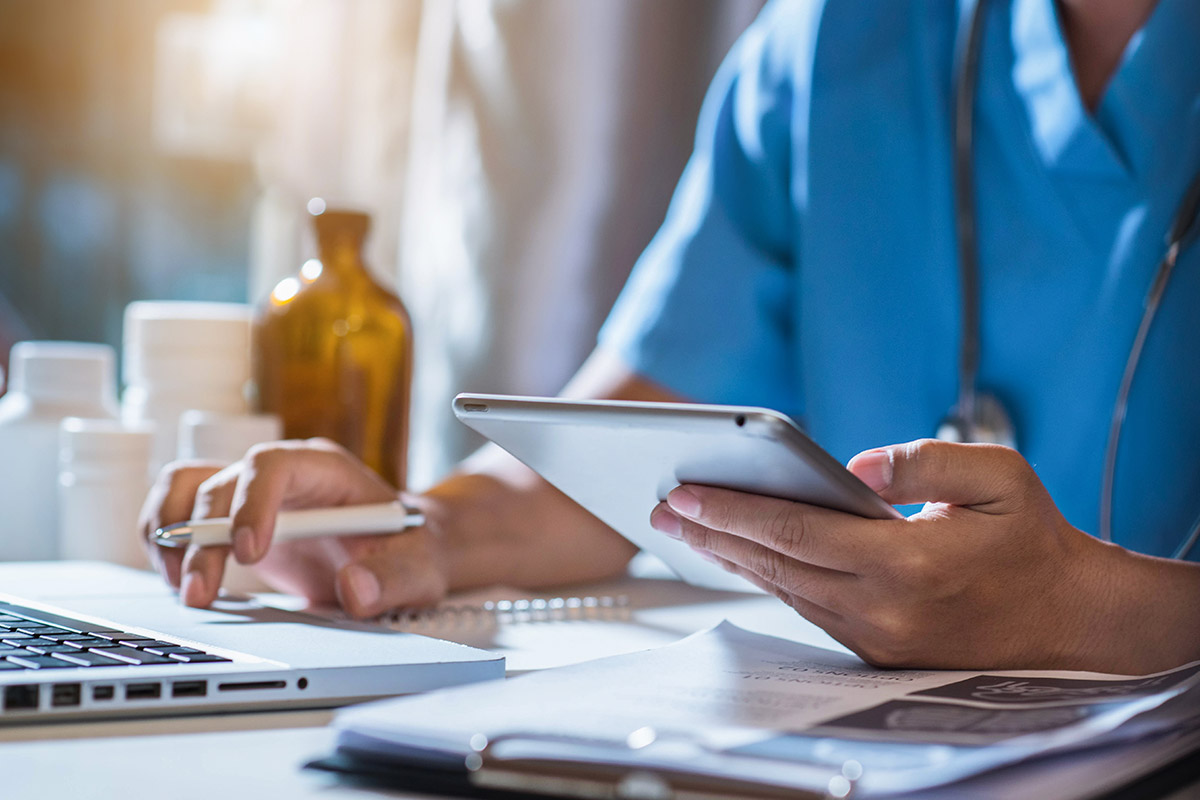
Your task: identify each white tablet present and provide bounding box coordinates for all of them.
[453,393,902,593]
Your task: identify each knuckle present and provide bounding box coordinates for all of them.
[243,441,309,476]
[986,445,1037,500]
[194,470,226,497]
[762,504,797,544]
[695,526,723,557]
[891,438,941,494]
[751,549,788,588]
[875,607,911,640]
[159,461,208,490]
[306,436,348,455]
[894,547,933,585]
[906,437,945,470]
[244,441,280,467]
[1000,447,1036,485]
[155,461,186,488]
[771,505,810,557]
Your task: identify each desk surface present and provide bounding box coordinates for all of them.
[0,561,816,799]
[1,563,1197,800]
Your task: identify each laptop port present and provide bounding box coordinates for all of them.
[3,684,39,710]
[92,685,115,701]
[51,683,81,707]
[171,680,207,698]
[125,683,161,700]
[216,680,286,692]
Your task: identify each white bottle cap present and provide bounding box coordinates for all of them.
[177,410,282,463]
[8,341,119,409]
[122,301,254,390]
[60,418,156,465]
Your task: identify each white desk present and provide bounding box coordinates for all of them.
[0,562,825,799]
[1,563,1197,800]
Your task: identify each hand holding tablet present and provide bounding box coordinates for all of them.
[454,393,901,592]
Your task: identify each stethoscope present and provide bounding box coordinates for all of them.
[940,0,1200,559]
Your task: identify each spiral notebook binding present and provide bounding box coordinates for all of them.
[383,594,632,630]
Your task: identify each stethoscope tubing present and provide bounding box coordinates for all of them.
[952,0,1200,558]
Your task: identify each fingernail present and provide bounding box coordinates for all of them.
[343,565,381,610]
[232,526,257,563]
[650,507,682,539]
[182,572,207,607]
[667,487,701,518]
[851,450,892,493]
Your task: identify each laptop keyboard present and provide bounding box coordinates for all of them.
[0,601,231,671]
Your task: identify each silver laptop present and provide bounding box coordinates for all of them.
[0,561,504,723]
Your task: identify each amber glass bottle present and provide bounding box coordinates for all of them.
[254,208,412,488]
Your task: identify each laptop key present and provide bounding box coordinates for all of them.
[50,651,126,668]
[0,661,24,670]
[90,631,142,641]
[143,645,205,656]
[6,655,74,669]
[61,637,122,650]
[167,653,232,663]
[27,644,79,654]
[88,646,178,666]
[1,649,36,658]
[20,626,72,636]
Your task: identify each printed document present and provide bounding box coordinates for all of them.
[335,622,1200,796]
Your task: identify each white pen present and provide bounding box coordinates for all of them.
[153,502,425,549]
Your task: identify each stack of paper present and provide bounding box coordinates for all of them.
[330,622,1200,798]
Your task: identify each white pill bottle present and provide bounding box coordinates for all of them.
[58,418,155,568]
[0,342,119,561]
[121,301,254,473]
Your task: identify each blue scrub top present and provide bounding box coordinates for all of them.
[600,0,1200,559]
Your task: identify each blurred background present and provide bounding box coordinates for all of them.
[0,0,764,487]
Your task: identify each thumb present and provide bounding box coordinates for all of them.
[847,439,1032,511]
[334,537,448,619]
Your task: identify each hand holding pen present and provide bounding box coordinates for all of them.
[139,439,439,617]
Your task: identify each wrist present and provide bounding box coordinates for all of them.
[405,473,524,593]
[413,457,641,595]
[1056,531,1200,674]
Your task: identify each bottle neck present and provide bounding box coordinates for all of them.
[316,236,369,276]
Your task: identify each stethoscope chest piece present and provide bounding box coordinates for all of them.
[936,391,1017,449]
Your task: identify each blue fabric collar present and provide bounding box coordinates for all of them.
[1008,0,1200,183]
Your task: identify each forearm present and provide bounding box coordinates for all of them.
[407,349,676,592]
[413,444,639,592]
